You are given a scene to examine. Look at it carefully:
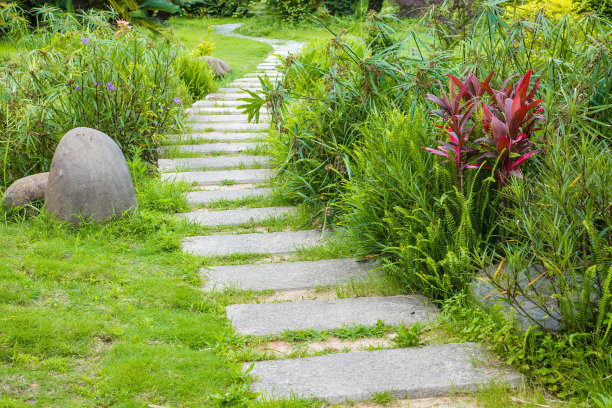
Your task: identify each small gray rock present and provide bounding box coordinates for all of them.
[45,127,137,225]
[3,172,49,209]
[200,56,232,76]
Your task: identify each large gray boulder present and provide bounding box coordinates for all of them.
[3,172,49,210]
[45,127,137,225]
[200,56,232,76]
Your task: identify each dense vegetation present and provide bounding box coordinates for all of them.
[0,0,610,406]
[243,1,612,402]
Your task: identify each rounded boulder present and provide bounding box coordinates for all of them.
[200,56,232,76]
[3,172,49,209]
[45,127,137,224]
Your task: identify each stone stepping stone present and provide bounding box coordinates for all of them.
[182,230,321,257]
[182,206,297,227]
[168,132,262,142]
[158,156,271,171]
[231,78,268,83]
[203,258,371,292]
[188,114,266,123]
[205,93,252,101]
[194,100,245,107]
[166,142,258,154]
[186,187,272,205]
[186,107,266,115]
[226,295,438,336]
[218,87,263,93]
[245,73,283,78]
[162,169,271,186]
[188,122,266,132]
[248,343,523,403]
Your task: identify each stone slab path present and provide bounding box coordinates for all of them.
[248,344,523,403]
[226,295,439,335]
[202,258,371,291]
[181,206,297,227]
[186,187,271,205]
[182,230,322,256]
[160,24,522,405]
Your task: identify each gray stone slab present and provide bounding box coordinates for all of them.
[186,188,272,205]
[166,143,257,154]
[245,73,283,78]
[194,100,244,107]
[158,156,271,171]
[188,122,267,132]
[203,258,372,291]
[186,107,266,115]
[182,206,297,227]
[248,343,523,402]
[218,87,263,93]
[162,169,271,186]
[188,114,269,123]
[182,230,321,257]
[205,93,252,101]
[168,132,263,142]
[226,295,439,336]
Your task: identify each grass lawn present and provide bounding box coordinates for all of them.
[167,17,273,79]
[0,179,243,406]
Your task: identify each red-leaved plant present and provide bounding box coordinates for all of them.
[424,70,543,188]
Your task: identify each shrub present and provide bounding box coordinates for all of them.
[510,0,577,19]
[175,52,217,99]
[338,109,498,300]
[0,8,190,187]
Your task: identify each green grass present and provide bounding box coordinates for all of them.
[0,39,20,56]
[168,17,273,79]
[0,184,241,406]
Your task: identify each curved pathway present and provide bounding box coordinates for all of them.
[160,24,522,405]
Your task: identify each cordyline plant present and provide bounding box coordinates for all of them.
[424,69,543,189]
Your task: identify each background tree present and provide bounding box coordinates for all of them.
[368,0,384,12]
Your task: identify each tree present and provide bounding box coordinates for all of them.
[368,0,384,12]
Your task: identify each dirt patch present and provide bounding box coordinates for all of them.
[260,288,338,302]
[350,396,479,408]
[256,334,396,356]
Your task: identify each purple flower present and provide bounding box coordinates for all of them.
[173,97,181,104]
[170,51,176,57]
[107,82,114,91]
[81,37,89,45]
[94,81,99,86]
[75,85,80,90]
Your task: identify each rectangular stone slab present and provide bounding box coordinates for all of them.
[205,93,252,101]
[194,100,245,107]
[186,188,272,205]
[226,295,439,336]
[248,343,523,403]
[203,258,372,291]
[162,169,271,186]
[188,122,267,132]
[186,107,266,114]
[188,115,267,123]
[166,143,258,155]
[245,73,284,78]
[218,87,263,93]
[181,206,297,227]
[182,230,322,257]
[158,156,271,171]
[168,132,263,142]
